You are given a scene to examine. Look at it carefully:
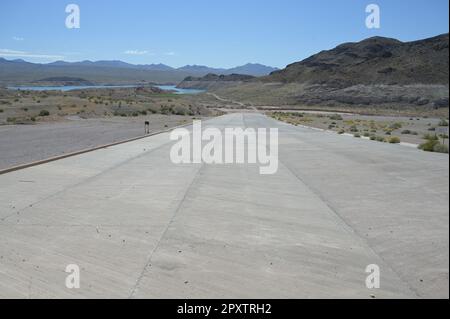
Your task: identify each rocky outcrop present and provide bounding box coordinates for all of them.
[177,73,255,90]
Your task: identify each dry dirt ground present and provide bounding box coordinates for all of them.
[0,115,207,170]
[0,87,216,125]
[268,111,449,146]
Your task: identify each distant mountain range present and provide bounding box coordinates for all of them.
[177,63,278,76]
[0,58,278,86]
[47,60,177,71]
[45,61,278,75]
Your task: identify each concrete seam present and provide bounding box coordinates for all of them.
[0,122,193,176]
[0,141,174,223]
[128,163,204,298]
[279,158,422,298]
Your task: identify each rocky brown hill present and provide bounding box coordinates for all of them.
[264,33,449,87]
[211,34,449,112]
[177,73,255,89]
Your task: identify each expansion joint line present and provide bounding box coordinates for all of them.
[128,163,205,298]
[279,158,422,298]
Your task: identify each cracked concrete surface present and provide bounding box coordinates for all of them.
[0,113,448,298]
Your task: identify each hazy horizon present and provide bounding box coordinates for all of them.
[1,0,449,68]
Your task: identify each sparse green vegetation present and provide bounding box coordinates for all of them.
[173,106,187,115]
[438,119,449,127]
[267,110,448,149]
[418,134,448,153]
[401,130,418,135]
[388,136,401,144]
[39,110,50,117]
[432,144,449,153]
[329,114,343,121]
[389,122,403,130]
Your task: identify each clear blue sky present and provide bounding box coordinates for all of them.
[0,0,448,68]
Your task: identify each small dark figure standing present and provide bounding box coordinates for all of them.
[145,121,150,135]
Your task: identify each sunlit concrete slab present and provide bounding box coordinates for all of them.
[0,113,448,298]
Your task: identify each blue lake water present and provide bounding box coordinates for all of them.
[7,85,205,95]
[155,85,205,95]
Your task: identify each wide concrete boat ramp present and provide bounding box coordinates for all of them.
[0,113,448,298]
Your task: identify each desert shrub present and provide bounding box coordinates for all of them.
[428,127,436,131]
[7,117,16,123]
[329,114,343,121]
[354,133,361,138]
[350,125,358,132]
[423,133,439,141]
[433,144,449,153]
[419,140,438,151]
[363,132,370,137]
[419,134,440,152]
[147,105,159,114]
[39,110,50,116]
[388,136,401,144]
[173,106,187,116]
[160,105,171,115]
[376,136,385,142]
[337,129,345,134]
[389,122,403,130]
[370,135,376,141]
[401,130,418,135]
[438,119,449,127]
[0,109,3,113]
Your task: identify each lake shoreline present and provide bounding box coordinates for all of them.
[7,84,205,94]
